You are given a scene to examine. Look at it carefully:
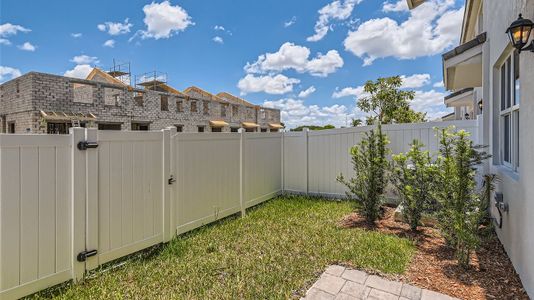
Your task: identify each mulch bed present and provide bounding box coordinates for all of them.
[339,206,529,300]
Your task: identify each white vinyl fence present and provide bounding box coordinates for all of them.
[283,120,480,197]
[0,120,479,299]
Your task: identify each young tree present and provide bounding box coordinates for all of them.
[358,76,426,124]
[391,140,438,231]
[337,125,390,223]
[351,118,363,127]
[434,127,490,267]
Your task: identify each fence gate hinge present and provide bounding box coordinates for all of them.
[77,141,99,151]
[168,175,176,185]
[77,249,98,262]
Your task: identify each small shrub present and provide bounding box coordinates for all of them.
[434,127,490,267]
[337,124,390,223]
[391,140,438,231]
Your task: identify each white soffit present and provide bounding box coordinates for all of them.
[443,33,486,90]
[444,88,474,108]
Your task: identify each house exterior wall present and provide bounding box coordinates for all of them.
[0,72,281,133]
[481,0,534,296]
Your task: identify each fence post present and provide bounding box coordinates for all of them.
[281,131,285,193]
[162,127,174,243]
[239,128,246,217]
[70,127,86,282]
[85,128,99,271]
[304,128,309,195]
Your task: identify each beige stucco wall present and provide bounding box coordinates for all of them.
[482,0,534,296]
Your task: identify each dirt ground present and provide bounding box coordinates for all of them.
[339,206,529,300]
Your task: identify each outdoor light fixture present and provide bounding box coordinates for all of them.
[506,14,534,53]
[478,100,483,112]
[464,113,470,120]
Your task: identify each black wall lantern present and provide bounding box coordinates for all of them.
[478,100,483,112]
[506,14,534,53]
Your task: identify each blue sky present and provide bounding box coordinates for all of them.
[0,0,464,128]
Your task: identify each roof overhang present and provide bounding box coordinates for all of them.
[209,120,229,127]
[40,111,97,122]
[406,0,426,9]
[443,32,486,91]
[268,123,284,129]
[444,88,474,108]
[242,122,259,128]
[441,112,456,121]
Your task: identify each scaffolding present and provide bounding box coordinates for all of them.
[107,60,131,86]
[135,70,168,92]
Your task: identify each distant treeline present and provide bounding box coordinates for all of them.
[290,125,335,131]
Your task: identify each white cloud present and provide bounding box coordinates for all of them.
[237,74,300,95]
[103,39,115,47]
[298,86,316,98]
[214,25,225,31]
[332,74,430,99]
[382,0,409,12]
[284,16,297,28]
[0,66,22,83]
[411,89,451,120]
[71,33,82,38]
[433,80,444,88]
[263,98,364,128]
[0,23,30,37]
[17,42,36,51]
[70,55,99,65]
[244,42,344,77]
[138,1,194,39]
[332,86,366,99]
[344,0,463,65]
[64,64,93,79]
[97,19,132,35]
[0,23,30,45]
[400,73,431,88]
[213,36,224,44]
[307,0,362,42]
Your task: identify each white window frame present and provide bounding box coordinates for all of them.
[499,51,520,172]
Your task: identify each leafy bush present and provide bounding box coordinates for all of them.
[434,127,490,267]
[391,140,438,231]
[337,125,390,223]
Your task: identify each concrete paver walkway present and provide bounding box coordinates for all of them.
[303,265,459,300]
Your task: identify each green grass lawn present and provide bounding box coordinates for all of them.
[34,195,415,299]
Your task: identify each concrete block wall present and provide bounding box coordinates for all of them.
[0,71,281,133]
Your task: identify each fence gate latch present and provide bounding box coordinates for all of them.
[168,175,176,185]
[77,141,99,151]
[77,249,98,262]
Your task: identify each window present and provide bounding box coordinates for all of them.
[8,122,15,134]
[203,101,209,115]
[104,87,121,105]
[175,125,183,132]
[499,51,520,171]
[73,83,94,103]
[160,95,169,111]
[221,104,227,117]
[231,127,239,132]
[260,109,266,119]
[261,128,267,132]
[191,101,198,113]
[232,105,239,117]
[131,122,150,131]
[176,100,183,112]
[197,125,205,132]
[211,127,222,133]
[98,123,122,130]
[134,92,144,106]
